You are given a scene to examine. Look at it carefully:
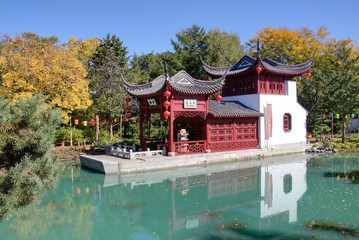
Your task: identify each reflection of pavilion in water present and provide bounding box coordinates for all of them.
[105,157,307,238]
[169,160,307,235]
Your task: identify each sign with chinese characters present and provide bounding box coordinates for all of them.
[184,99,197,109]
[147,98,157,106]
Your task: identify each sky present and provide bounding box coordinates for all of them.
[1,0,358,57]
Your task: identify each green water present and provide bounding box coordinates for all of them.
[1,153,359,240]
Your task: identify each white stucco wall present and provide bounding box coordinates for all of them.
[223,80,307,148]
[260,159,307,223]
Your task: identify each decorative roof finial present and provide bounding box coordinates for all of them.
[163,61,169,81]
[257,38,261,58]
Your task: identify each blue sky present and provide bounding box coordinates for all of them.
[2,0,358,57]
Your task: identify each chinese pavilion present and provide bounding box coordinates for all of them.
[123,53,312,156]
[123,70,262,155]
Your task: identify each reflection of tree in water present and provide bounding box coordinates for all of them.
[11,195,95,240]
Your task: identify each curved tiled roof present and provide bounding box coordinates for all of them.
[122,70,226,97]
[202,55,312,78]
[208,100,263,118]
[169,70,225,95]
[122,75,167,97]
[260,57,313,76]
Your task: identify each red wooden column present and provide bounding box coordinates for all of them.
[168,95,174,154]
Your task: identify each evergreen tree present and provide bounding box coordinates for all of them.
[88,34,129,140]
[129,51,182,84]
[0,95,62,219]
[171,24,208,79]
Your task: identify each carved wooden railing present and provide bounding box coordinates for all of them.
[174,140,206,155]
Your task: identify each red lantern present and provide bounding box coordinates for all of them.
[164,90,171,98]
[326,113,330,119]
[102,117,107,123]
[124,118,129,122]
[306,72,312,78]
[125,97,131,103]
[163,100,171,108]
[90,119,95,126]
[126,105,132,111]
[163,110,170,119]
[126,113,132,119]
[255,66,262,74]
[216,95,222,101]
[74,119,79,126]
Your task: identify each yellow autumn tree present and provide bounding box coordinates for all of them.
[247,26,329,63]
[0,33,92,120]
[64,36,101,65]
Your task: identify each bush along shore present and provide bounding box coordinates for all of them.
[306,136,359,153]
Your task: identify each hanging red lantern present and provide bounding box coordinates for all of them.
[126,113,132,119]
[126,105,132,111]
[90,119,95,126]
[102,117,107,123]
[164,90,171,98]
[255,66,262,74]
[163,110,170,119]
[326,113,330,119]
[306,72,312,78]
[125,97,131,103]
[74,119,79,126]
[163,100,171,108]
[124,118,129,122]
[216,95,222,101]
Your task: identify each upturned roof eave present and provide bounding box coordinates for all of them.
[203,55,313,78]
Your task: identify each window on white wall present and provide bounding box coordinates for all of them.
[283,113,292,132]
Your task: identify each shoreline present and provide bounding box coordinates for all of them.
[80,143,311,174]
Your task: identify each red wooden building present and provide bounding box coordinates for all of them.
[123,70,263,155]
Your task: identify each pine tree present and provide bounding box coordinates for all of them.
[0,95,62,219]
[88,34,129,140]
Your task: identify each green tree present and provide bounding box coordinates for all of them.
[129,51,181,84]
[204,29,245,67]
[0,95,63,219]
[171,24,208,79]
[321,40,359,142]
[88,34,129,140]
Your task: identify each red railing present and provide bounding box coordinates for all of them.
[174,140,206,155]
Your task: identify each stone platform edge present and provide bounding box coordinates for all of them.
[80,143,310,174]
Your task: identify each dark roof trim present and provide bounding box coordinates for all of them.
[208,100,263,118]
[168,70,226,95]
[122,74,166,97]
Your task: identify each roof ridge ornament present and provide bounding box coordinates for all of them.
[163,61,170,82]
[257,38,261,59]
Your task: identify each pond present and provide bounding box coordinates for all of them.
[0,153,359,240]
